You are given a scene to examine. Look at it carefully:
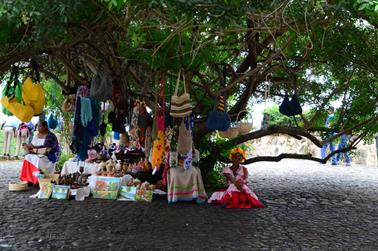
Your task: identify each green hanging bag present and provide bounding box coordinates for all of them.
[2,67,23,115]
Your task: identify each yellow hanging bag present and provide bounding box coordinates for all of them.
[22,61,45,115]
[1,96,34,122]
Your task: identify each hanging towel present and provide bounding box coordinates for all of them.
[80,97,93,127]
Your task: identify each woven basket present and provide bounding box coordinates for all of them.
[236,110,253,135]
[218,127,239,139]
[9,181,30,191]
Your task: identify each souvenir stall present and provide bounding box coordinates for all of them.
[9,66,209,204]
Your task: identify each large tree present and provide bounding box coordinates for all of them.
[0,0,377,175]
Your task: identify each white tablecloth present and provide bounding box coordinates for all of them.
[61,161,99,175]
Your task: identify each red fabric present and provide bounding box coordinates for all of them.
[212,190,265,209]
[156,77,165,131]
[19,160,39,184]
[162,160,170,186]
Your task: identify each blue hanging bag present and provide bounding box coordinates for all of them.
[206,65,231,131]
[47,113,58,130]
[279,94,302,116]
[206,95,231,131]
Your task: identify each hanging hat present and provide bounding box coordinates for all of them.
[85,149,98,163]
[62,94,76,112]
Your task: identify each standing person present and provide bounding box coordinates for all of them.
[14,122,30,158]
[321,107,338,165]
[336,118,352,166]
[1,116,21,158]
[26,120,36,144]
[208,148,264,209]
[336,134,352,166]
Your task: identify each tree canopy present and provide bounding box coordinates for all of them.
[0,0,377,173]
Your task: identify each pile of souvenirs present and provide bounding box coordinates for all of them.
[31,172,157,202]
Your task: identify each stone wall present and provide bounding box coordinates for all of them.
[248,134,378,167]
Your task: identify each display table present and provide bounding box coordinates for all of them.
[61,160,99,175]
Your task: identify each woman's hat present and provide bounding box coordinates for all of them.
[228,148,247,162]
[85,149,98,163]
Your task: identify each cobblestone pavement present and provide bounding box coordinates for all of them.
[0,160,377,251]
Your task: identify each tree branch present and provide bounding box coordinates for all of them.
[245,153,324,164]
[217,126,323,151]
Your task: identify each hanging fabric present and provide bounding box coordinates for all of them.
[112,61,131,112]
[70,85,91,161]
[169,70,192,118]
[151,76,166,170]
[89,60,113,101]
[47,91,58,130]
[99,102,107,137]
[177,119,192,155]
[80,97,93,127]
[129,99,141,149]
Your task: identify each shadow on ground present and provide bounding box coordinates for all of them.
[0,160,377,250]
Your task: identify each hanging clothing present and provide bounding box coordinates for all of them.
[208,165,264,209]
[167,149,207,203]
[80,97,93,127]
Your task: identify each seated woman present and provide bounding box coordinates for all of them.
[20,121,60,184]
[167,148,208,203]
[208,148,264,209]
